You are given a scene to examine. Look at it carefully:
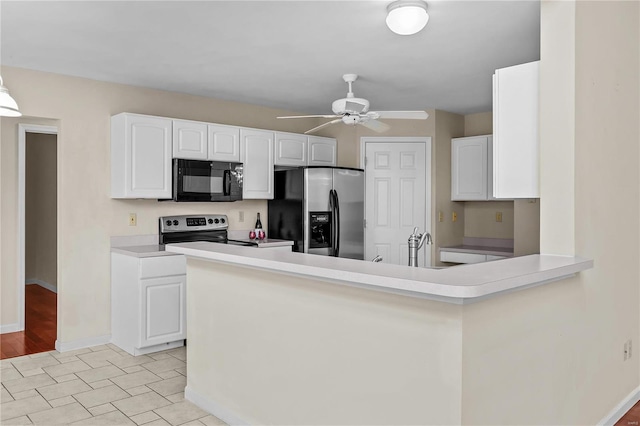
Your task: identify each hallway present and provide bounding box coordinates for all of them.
[1,285,56,360]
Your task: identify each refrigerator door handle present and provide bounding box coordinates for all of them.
[329,189,336,256]
[333,190,341,257]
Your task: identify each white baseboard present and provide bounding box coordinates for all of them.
[185,386,248,426]
[55,334,111,352]
[598,385,640,426]
[26,279,57,293]
[0,323,23,334]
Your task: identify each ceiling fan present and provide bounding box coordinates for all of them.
[277,74,429,134]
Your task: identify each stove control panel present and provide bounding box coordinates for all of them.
[159,214,228,233]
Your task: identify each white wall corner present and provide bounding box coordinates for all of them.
[185,386,249,426]
[55,334,111,352]
[26,279,57,293]
[0,323,23,334]
[598,385,640,426]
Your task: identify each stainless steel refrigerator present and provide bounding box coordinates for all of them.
[268,167,364,260]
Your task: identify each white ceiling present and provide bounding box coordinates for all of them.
[0,1,540,116]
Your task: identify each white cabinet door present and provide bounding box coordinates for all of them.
[451,136,489,201]
[275,132,307,166]
[172,119,208,160]
[240,128,274,199]
[139,275,186,348]
[111,113,172,199]
[208,124,240,162]
[493,61,540,198]
[308,136,337,166]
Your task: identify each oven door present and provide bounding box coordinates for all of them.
[173,159,243,202]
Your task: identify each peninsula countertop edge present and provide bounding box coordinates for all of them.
[165,242,593,304]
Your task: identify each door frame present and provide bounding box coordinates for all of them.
[16,123,59,332]
[360,137,433,266]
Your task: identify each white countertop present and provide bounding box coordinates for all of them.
[229,238,293,248]
[165,242,593,304]
[439,245,514,257]
[111,245,179,258]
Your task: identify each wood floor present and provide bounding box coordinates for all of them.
[0,284,57,360]
[617,400,640,426]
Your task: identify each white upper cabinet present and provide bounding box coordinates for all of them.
[172,119,208,160]
[240,128,274,199]
[493,61,540,198]
[208,124,240,162]
[275,132,308,166]
[111,113,172,199]
[308,136,337,166]
[451,135,493,201]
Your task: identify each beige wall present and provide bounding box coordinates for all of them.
[433,111,466,264]
[0,67,333,340]
[463,201,514,239]
[464,111,493,136]
[462,1,640,424]
[187,258,464,424]
[25,133,57,288]
[514,199,540,256]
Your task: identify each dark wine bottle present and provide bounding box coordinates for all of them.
[255,213,263,229]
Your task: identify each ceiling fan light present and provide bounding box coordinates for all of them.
[386,0,429,36]
[0,76,22,117]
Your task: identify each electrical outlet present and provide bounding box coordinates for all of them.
[452,212,458,222]
[624,341,629,361]
[128,213,137,226]
[438,211,443,222]
[239,211,244,222]
[496,212,503,222]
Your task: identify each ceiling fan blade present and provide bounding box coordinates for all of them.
[374,111,429,120]
[278,114,340,119]
[360,119,390,133]
[304,119,343,134]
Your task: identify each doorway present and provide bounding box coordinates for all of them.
[361,137,432,267]
[0,124,58,359]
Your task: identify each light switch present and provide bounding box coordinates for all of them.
[496,212,503,222]
[129,213,137,226]
[452,212,458,222]
[438,211,443,222]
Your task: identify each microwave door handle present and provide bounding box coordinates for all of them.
[223,169,231,196]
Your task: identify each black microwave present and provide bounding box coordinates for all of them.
[171,159,243,202]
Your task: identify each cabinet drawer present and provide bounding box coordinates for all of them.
[439,251,487,264]
[139,255,186,278]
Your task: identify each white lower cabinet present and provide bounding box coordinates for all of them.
[111,253,186,356]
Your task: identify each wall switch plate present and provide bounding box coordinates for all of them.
[452,212,458,222]
[439,211,443,222]
[496,212,503,222]
[239,211,244,222]
[129,213,137,226]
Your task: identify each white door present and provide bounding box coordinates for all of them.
[363,139,431,267]
[139,275,186,348]
[308,136,337,166]
[208,124,240,162]
[275,132,308,166]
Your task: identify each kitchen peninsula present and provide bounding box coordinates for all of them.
[166,242,591,424]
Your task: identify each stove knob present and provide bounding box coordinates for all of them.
[208,218,213,224]
[166,220,172,226]
[214,218,220,224]
[173,220,179,226]
[221,218,226,224]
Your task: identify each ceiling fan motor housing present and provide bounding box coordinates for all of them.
[332,97,370,115]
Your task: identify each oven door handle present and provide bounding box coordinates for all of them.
[223,170,231,196]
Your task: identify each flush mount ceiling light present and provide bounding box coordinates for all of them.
[0,75,22,117]
[386,0,429,36]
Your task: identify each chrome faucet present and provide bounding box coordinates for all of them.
[408,227,432,267]
[371,255,383,263]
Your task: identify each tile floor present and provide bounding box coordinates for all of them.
[0,344,227,426]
